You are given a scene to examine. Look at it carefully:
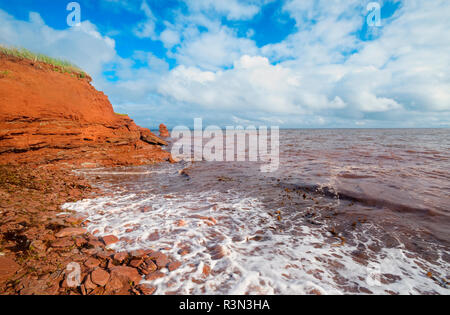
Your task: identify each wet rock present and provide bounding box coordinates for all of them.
[109,266,142,284]
[131,249,146,259]
[143,259,158,273]
[129,259,143,268]
[113,252,128,264]
[96,251,111,260]
[168,261,182,272]
[202,264,211,277]
[55,227,87,238]
[147,231,160,241]
[138,284,156,295]
[88,238,104,249]
[90,268,110,286]
[101,235,119,246]
[149,251,170,269]
[145,271,165,281]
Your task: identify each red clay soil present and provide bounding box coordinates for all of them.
[0,54,171,167]
[0,54,178,295]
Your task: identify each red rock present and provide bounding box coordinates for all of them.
[0,55,172,167]
[140,127,168,146]
[176,220,187,227]
[83,274,98,291]
[102,235,119,246]
[159,124,170,138]
[147,231,159,241]
[145,271,165,281]
[96,251,111,260]
[178,246,191,256]
[84,258,101,269]
[129,259,143,268]
[88,239,104,248]
[131,249,146,258]
[64,216,86,225]
[113,252,128,263]
[143,259,158,273]
[0,257,20,283]
[168,261,182,272]
[51,238,73,248]
[149,251,169,269]
[55,227,87,238]
[104,274,125,294]
[138,284,156,295]
[90,268,110,286]
[202,264,211,277]
[74,237,87,247]
[140,206,151,213]
[109,266,142,284]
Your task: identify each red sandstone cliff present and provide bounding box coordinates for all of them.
[0,54,171,167]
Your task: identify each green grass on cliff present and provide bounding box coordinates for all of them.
[0,45,87,76]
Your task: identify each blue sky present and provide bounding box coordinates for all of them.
[0,0,449,128]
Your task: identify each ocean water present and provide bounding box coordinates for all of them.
[63,129,450,295]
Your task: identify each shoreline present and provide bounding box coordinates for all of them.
[0,164,177,295]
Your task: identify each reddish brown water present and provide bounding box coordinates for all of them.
[64,129,449,294]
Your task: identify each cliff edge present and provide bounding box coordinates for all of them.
[0,53,171,168]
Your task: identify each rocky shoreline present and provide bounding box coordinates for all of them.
[0,53,178,295]
[0,164,182,295]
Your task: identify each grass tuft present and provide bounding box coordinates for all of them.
[0,45,87,77]
[0,70,10,78]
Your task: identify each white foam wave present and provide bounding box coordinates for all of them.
[63,190,449,295]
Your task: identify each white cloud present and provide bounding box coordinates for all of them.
[171,27,258,71]
[160,28,181,49]
[1,0,449,128]
[133,0,158,39]
[0,10,116,78]
[184,0,262,20]
[157,0,450,126]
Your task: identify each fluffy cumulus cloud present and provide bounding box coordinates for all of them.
[0,0,449,128]
[156,0,450,127]
[0,10,116,78]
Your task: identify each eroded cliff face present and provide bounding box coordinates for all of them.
[0,54,171,167]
